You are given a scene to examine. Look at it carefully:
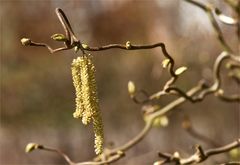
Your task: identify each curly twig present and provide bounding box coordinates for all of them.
[164,52,240,103]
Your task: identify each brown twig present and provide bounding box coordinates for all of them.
[22,8,83,54]
[35,145,74,165]
[220,162,240,165]
[155,139,240,165]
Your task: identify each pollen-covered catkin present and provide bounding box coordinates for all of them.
[93,112,104,155]
[71,55,104,155]
[72,58,84,119]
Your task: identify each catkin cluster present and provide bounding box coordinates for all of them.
[71,55,103,155]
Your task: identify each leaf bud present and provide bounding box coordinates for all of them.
[25,143,42,153]
[21,38,32,46]
[126,41,132,49]
[51,33,67,42]
[128,81,136,96]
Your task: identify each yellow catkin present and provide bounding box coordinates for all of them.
[80,57,92,124]
[93,112,104,154]
[72,58,84,119]
[71,55,104,155]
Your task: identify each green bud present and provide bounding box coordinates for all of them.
[152,116,169,127]
[81,43,89,49]
[51,34,67,42]
[229,148,240,160]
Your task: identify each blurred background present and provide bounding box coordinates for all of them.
[0,0,239,164]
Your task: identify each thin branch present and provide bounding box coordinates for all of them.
[206,139,240,157]
[216,92,240,102]
[184,0,233,52]
[219,162,240,165]
[75,151,124,165]
[55,8,77,42]
[83,41,177,79]
[182,117,220,147]
[21,8,83,54]
[155,139,240,165]
[36,145,75,165]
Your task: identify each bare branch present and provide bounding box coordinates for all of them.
[155,139,240,165]
[33,145,75,165]
[219,162,240,165]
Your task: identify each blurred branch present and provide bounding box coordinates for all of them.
[216,90,240,102]
[184,0,233,52]
[220,162,240,165]
[26,143,74,165]
[154,139,240,165]
[75,151,124,165]
[182,117,220,147]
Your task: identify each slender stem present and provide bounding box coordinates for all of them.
[206,139,240,157]
[75,153,124,165]
[148,82,204,120]
[84,42,177,77]
[184,0,233,53]
[156,139,240,165]
[187,127,220,147]
[39,146,74,165]
[114,121,152,152]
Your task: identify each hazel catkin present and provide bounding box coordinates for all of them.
[71,54,104,155]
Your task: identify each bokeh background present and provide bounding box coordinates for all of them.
[1,0,239,164]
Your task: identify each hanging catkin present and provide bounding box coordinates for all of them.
[71,54,103,155]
